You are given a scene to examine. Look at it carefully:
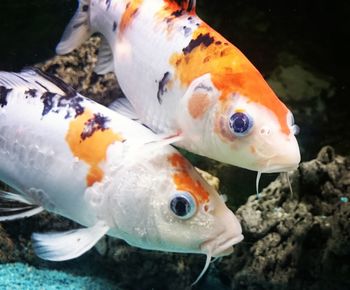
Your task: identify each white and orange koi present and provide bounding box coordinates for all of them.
[0,69,242,278]
[57,0,301,176]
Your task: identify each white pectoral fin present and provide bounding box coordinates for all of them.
[32,221,109,261]
[94,37,114,75]
[0,189,44,222]
[145,133,184,148]
[109,98,140,121]
[56,0,91,54]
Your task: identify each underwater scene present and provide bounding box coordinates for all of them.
[0,0,349,289]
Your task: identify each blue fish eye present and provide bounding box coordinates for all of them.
[229,112,253,136]
[170,192,197,219]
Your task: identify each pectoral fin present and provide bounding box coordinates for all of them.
[32,221,109,261]
[0,189,44,221]
[56,0,91,54]
[109,98,139,121]
[94,37,114,75]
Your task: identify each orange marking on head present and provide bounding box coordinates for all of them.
[168,153,209,203]
[188,92,211,119]
[170,23,290,135]
[119,0,143,35]
[66,110,124,186]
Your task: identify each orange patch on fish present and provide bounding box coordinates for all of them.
[168,153,209,203]
[119,0,143,35]
[170,22,290,135]
[188,92,211,119]
[168,152,188,168]
[66,110,124,186]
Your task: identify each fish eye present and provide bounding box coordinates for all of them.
[228,112,253,137]
[169,192,197,219]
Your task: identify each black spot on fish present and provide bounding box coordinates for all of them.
[0,86,12,107]
[157,72,171,104]
[58,95,85,119]
[82,4,89,12]
[182,33,214,55]
[41,92,56,116]
[183,26,192,37]
[81,113,110,140]
[68,96,85,118]
[215,41,222,45]
[106,0,111,10]
[171,9,184,18]
[24,88,37,98]
[113,21,117,32]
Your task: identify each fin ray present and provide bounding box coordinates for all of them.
[32,221,109,261]
[0,189,44,221]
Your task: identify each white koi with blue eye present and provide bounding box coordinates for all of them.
[0,69,242,274]
[57,0,301,175]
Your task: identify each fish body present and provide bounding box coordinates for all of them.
[0,69,242,262]
[57,0,301,173]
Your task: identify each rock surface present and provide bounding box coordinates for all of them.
[221,146,350,290]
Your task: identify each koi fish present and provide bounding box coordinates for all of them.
[57,0,301,176]
[0,69,242,281]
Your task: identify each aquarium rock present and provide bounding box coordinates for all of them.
[221,146,350,290]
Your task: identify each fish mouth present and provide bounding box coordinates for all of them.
[200,233,244,257]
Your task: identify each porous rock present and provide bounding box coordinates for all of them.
[221,146,350,290]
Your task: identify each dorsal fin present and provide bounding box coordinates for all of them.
[170,0,196,13]
[22,67,77,98]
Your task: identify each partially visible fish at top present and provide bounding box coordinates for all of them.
[56,0,300,177]
[0,68,242,282]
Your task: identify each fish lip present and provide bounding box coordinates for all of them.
[200,233,244,257]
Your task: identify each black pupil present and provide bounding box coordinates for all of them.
[229,112,249,133]
[171,196,190,217]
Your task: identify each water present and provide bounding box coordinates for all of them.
[0,1,349,289]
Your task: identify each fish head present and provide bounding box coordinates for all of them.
[177,72,300,173]
[106,147,243,256]
[211,92,301,173]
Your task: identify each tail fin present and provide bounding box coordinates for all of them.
[56,0,92,55]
